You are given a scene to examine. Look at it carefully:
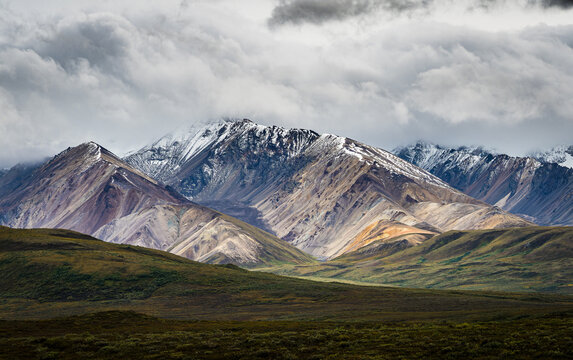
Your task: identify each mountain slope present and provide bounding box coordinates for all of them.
[0,161,44,200]
[265,226,573,294]
[126,119,531,259]
[2,226,572,322]
[394,142,573,225]
[0,143,313,266]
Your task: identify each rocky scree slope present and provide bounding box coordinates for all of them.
[394,142,573,226]
[126,120,532,259]
[0,142,312,266]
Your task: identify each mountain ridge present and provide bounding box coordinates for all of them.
[394,141,573,225]
[531,145,573,169]
[0,142,313,266]
[125,119,532,259]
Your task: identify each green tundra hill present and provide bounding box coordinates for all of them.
[1,226,572,322]
[263,226,573,294]
[2,226,573,359]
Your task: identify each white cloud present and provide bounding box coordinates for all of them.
[406,27,573,124]
[0,0,572,167]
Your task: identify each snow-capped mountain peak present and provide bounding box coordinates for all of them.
[320,137,451,189]
[531,145,573,169]
[125,119,321,185]
[394,142,572,226]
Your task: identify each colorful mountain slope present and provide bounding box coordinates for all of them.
[0,143,313,266]
[126,119,532,259]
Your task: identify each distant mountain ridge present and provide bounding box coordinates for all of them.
[126,119,531,259]
[0,142,313,266]
[394,142,573,225]
[0,161,45,200]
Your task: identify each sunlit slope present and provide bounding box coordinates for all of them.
[2,226,572,321]
[266,227,573,294]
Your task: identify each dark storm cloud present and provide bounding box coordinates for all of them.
[38,15,131,74]
[269,0,573,26]
[268,0,425,26]
[542,0,573,8]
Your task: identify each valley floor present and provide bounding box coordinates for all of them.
[1,311,572,359]
[3,227,573,359]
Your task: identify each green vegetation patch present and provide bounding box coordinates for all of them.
[1,311,573,360]
[1,258,179,301]
[2,226,573,325]
[266,226,573,294]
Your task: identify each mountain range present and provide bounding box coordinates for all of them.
[0,142,312,266]
[1,119,570,284]
[394,142,572,226]
[125,119,530,259]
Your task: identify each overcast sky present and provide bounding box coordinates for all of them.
[0,0,572,167]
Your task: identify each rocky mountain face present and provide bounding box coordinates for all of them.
[394,142,573,226]
[126,119,531,259]
[0,142,312,266]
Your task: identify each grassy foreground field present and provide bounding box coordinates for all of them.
[1,226,573,359]
[1,311,573,359]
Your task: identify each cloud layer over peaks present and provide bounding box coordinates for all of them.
[0,1,572,167]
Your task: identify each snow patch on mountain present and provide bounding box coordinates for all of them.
[125,119,321,186]
[124,121,232,181]
[531,145,573,169]
[395,141,572,226]
[396,142,491,174]
[395,141,547,180]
